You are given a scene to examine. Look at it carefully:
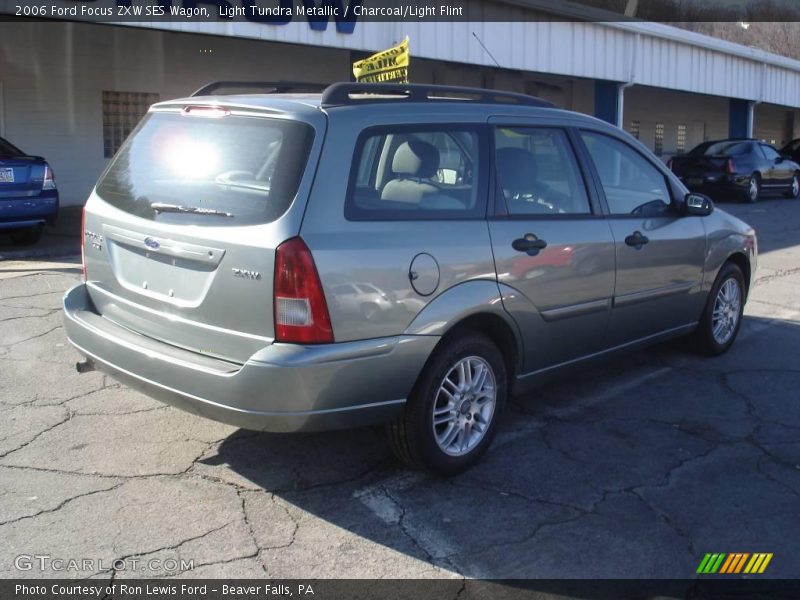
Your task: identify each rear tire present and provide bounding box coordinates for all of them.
[690,262,745,356]
[743,174,760,203]
[9,226,43,246]
[388,331,507,476]
[784,172,800,199]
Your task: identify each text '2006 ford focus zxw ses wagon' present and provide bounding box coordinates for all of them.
[63,82,757,475]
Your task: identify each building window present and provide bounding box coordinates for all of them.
[654,122,665,156]
[102,91,159,158]
[676,124,687,153]
[629,120,640,140]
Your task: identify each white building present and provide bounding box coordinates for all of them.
[2,4,800,206]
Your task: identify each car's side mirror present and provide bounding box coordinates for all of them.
[775,156,785,164]
[684,193,714,217]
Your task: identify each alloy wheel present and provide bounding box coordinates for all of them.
[432,356,496,457]
[749,178,759,202]
[712,278,742,345]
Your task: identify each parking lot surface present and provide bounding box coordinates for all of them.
[1,199,798,581]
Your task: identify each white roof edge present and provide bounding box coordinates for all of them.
[601,21,800,72]
[500,0,800,72]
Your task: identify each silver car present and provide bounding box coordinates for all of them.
[63,83,757,475]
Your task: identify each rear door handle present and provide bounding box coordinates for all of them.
[625,231,649,249]
[512,234,548,256]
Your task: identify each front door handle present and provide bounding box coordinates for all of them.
[625,231,650,249]
[512,233,548,256]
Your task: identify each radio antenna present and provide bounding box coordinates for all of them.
[472,31,501,67]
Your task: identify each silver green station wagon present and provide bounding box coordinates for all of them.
[63,82,757,475]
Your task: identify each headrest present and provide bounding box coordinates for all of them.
[496,147,537,192]
[392,140,439,179]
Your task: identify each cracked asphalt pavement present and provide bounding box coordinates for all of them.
[0,200,798,582]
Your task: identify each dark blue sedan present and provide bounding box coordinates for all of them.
[0,136,59,245]
[669,138,800,203]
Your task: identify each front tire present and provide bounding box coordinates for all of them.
[691,262,745,356]
[784,172,800,199]
[389,332,507,476]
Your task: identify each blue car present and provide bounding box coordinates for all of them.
[0,136,59,245]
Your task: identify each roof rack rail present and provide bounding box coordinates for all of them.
[320,82,555,108]
[191,80,328,97]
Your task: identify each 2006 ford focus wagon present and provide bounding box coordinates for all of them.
[63,82,757,475]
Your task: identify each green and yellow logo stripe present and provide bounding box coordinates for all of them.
[697,553,773,574]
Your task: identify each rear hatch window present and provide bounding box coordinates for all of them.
[96,110,314,226]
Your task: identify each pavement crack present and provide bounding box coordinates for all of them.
[0,325,61,347]
[0,408,72,459]
[96,521,236,579]
[258,498,300,551]
[73,405,170,417]
[0,284,65,301]
[448,577,468,600]
[634,443,720,495]
[237,491,276,575]
[189,470,253,493]
[166,552,258,577]
[755,265,800,283]
[99,566,117,599]
[0,463,200,480]
[754,453,800,498]
[631,489,700,560]
[0,480,123,527]
[447,479,585,515]
[268,460,391,496]
[444,503,591,564]
[381,484,440,564]
[0,309,61,323]
[538,426,585,461]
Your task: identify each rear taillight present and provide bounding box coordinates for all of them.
[42,164,56,190]
[274,237,333,344]
[80,208,86,282]
[726,158,736,175]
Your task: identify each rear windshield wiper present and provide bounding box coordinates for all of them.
[150,202,234,217]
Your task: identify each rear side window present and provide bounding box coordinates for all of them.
[494,127,591,215]
[346,126,484,220]
[702,141,751,157]
[96,111,313,226]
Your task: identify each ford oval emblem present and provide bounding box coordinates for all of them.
[144,237,160,250]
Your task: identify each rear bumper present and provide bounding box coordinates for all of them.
[63,284,438,432]
[0,191,59,229]
[681,176,749,200]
